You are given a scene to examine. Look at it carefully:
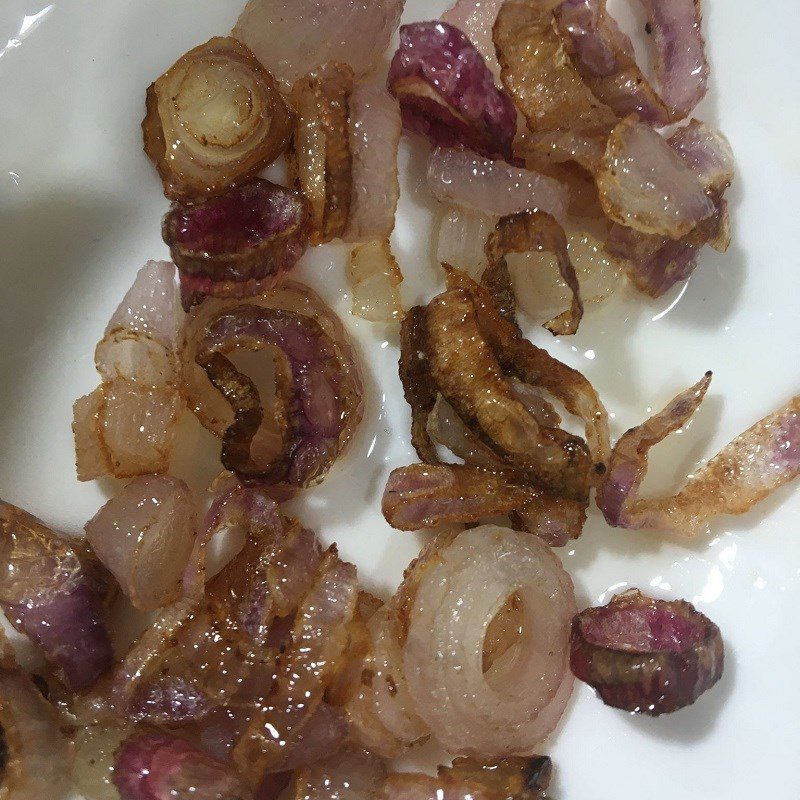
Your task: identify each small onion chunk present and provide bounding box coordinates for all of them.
[233,0,405,90]
[287,62,354,245]
[0,501,114,691]
[114,731,252,800]
[84,475,198,612]
[442,0,505,74]
[295,746,387,800]
[570,589,723,715]
[0,651,73,800]
[598,375,800,536]
[163,180,310,310]
[143,37,293,203]
[347,240,404,323]
[388,22,517,161]
[74,261,182,481]
[402,525,576,757]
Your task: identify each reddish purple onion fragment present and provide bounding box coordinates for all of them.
[163,180,310,309]
[388,21,517,161]
[570,589,723,715]
[114,732,252,800]
[0,501,113,691]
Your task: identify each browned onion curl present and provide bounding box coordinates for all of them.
[381,756,553,800]
[570,589,724,715]
[287,62,354,245]
[142,37,293,203]
[484,211,584,336]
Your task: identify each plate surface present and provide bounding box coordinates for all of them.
[1,1,799,797]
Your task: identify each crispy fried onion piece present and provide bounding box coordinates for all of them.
[163,180,310,310]
[114,731,252,800]
[388,22,517,161]
[493,0,617,135]
[570,589,724,715]
[0,501,114,691]
[596,116,714,238]
[553,0,671,125]
[287,62,354,245]
[484,211,583,335]
[605,120,734,297]
[0,646,73,800]
[381,756,553,800]
[294,746,386,800]
[423,287,592,498]
[447,268,610,468]
[427,146,568,221]
[347,240,404,323]
[233,548,359,787]
[383,464,585,547]
[345,603,429,757]
[142,37,293,203]
[402,526,576,757]
[84,475,198,612]
[233,0,404,90]
[598,375,800,536]
[74,260,182,480]
[180,282,363,488]
[344,74,402,244]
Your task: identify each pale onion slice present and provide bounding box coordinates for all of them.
[0,661,73,800]
[347,240,404,323]
[427,146,569,221]
[73,388,114,481]
[442,0,505,74]
[233,0,405,90]
[294,746,387,800]
[596,116,714,238]
[435,206,496,279]
[73,724,133,800]
[287,62,354,245]
[598,377,800,536]
[402,525,576,757]
[85,475,198,612]
[143,37,292,203]
[344,73,402,244]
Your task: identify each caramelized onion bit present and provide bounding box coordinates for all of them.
[382,756,553,800]
[287,62,354,245]
[233,0,404,89]
[163,180,310,310]
[347,240,404,323]
[196,301,362,486]
[494,0,616,134]
[85,475,198,612]
[295,746,386,800]
[427,146,568,221]
[484,211,583,335]
[596,116,713,238]
[402,526,576,756]
[570,589,723,714]
[233,548,359,786]
[0,501,113,691]
[0,653,73,800]
[114,731,252,800]
[388,22,517,160]
[75,261,182,481]
[143,37,293,203]
[344,75,402,244]
[598,376,800,535]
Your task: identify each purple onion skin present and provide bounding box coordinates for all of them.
[2,582,113,692]
[388,22,517,161]
[570,590,724,715]
[114,732,252,800]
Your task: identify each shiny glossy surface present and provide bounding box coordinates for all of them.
[0,0,799,797]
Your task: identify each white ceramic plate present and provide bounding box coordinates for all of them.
[1,1,799,797]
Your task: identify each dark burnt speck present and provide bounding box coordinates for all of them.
[524,756,553,791]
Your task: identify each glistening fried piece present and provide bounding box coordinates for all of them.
[598,376,800,535]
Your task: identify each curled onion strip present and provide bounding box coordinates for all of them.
[0,501,113,691]
[598,375,800,536]
[142,37,293,203]
[347,240,404,323]
[402,526,576,757]
[84,475,198,612]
